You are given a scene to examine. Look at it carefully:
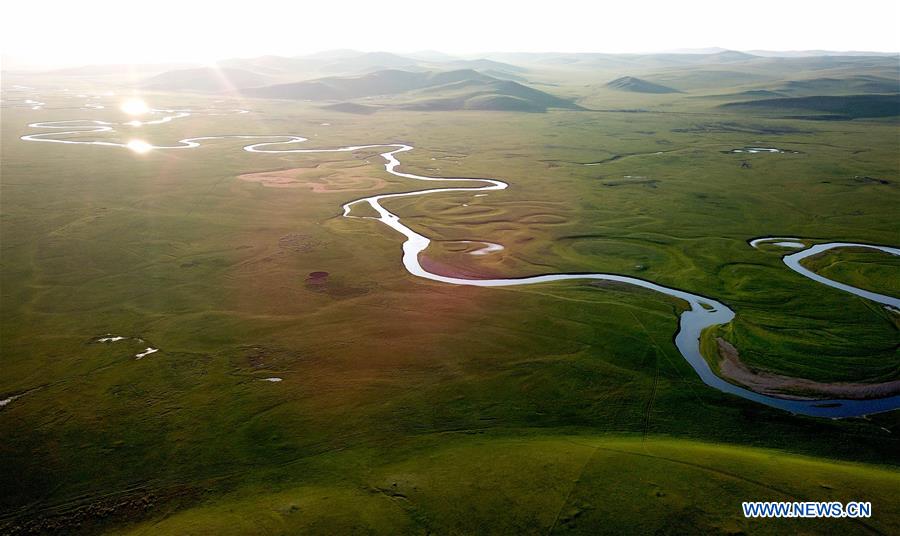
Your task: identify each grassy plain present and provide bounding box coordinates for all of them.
[117,436,900,535]
[800,248,900,297]
[1,73,898,534]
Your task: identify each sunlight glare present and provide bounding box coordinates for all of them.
[120,98,150,115]
[126,140,153,154]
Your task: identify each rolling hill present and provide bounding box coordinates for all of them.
[776,76,899,95]
[480,50,761,71]
[441,58,528,74]
[721,93,900,119]
[402,78,582,112]
[316,51,420,74]
[214,51,526,81]
[699,89,788,100]
[605,76,681,93]
[142,67,273,92]
[243,69,482,100]
[243,69,582,112]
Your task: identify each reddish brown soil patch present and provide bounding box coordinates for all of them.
[305,271,329,291]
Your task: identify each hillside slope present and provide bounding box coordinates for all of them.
[777,76,899,95]
[244,69,582,111]
[605,76,681,93]
[243,69,491,100]
[721,93,900,119]
[142,67,272,92]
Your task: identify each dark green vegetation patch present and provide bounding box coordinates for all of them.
[721,93,900,119]
[606,76,682,94]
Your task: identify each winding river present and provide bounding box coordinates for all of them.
[750,238,900,309]
[17,109,900,418]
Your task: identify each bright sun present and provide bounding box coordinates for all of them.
[120,98,150,115]
[126,140,153,154]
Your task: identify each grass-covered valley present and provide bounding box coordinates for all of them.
[1,46,899,534]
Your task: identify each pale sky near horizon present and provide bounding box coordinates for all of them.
[2,0,898,67]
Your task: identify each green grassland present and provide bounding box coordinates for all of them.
[115,436,900,535]
[1,59,899,534]
[800,248,900,296]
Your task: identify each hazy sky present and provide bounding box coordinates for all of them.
[2,0,898,67]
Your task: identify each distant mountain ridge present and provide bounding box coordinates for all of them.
[745,50,899,58]
[18,48,896,117]
[9,48,898,75]
[134,51,529,93]
[244,69,495,100]
[243,69,582,112]
[142,67,272,92]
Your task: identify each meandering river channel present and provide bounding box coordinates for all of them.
[18,108,900,417]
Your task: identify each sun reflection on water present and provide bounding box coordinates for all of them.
[120,98,149,115]
[126,140,153,153]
